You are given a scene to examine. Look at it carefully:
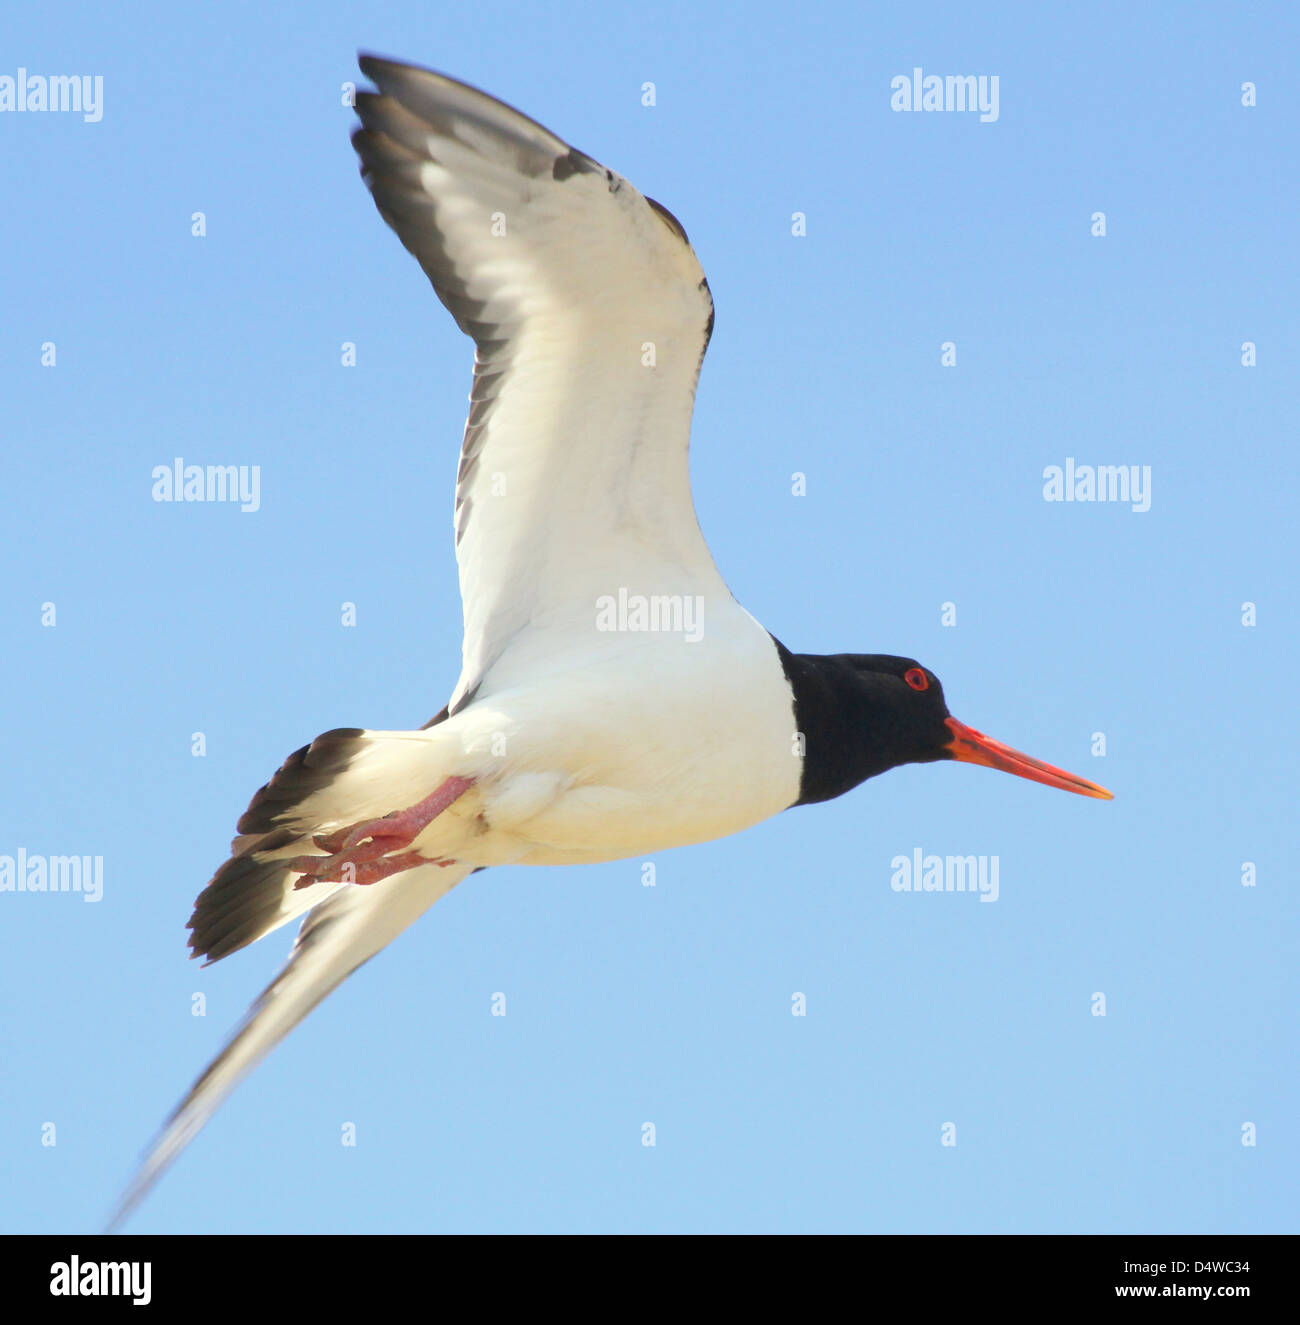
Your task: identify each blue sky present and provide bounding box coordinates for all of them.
[2,0,1295,1233]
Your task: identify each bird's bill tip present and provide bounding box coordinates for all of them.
[943,717,1113,800]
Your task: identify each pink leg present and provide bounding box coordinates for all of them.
[291,776,474,889]
[333,775,475,852]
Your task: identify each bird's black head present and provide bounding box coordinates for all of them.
[777,650,952,804]
[772,642,1112,806]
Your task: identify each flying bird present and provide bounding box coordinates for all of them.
[112,54,1111,1226]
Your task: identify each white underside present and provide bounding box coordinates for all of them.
[303,596,802,868]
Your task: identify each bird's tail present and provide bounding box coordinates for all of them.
[188,727,457,965]
[109,724,473,1229]
[107,858,473,1230]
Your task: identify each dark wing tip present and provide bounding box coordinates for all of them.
[353,51,571,167]
[357,51,433,84]
[646,195,690,244]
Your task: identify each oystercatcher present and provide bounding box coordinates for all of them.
[111,55,1110,1226]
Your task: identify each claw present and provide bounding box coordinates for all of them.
[292,850,428,889]
[311,826,352,853]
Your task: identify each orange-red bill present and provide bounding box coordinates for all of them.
[944,717,1113,800]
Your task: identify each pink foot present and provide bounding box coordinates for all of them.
[291,776,474,889]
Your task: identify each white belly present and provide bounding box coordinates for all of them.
[415,601,801,867]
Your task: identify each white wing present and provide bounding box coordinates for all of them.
[352,57,724,708]
[109,861,472,1230]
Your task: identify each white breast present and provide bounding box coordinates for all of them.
[416,598,800,866]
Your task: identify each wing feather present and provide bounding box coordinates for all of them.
[352,56,722,708]
[109,862,471,1229]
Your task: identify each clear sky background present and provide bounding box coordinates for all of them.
[2,0,1295,1234]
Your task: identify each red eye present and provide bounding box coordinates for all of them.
[904,668,929,692]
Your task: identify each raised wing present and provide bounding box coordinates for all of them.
[352,56,723,708]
